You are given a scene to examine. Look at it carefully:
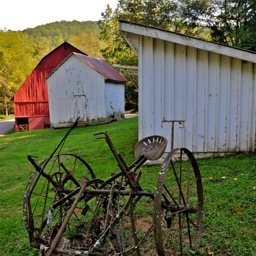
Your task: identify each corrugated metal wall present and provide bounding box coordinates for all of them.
[47,56,117,127]
[139,37,256,153]
[104,83,125,119]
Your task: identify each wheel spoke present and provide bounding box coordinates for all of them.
[23,154,96,249]
[154,148,203,255]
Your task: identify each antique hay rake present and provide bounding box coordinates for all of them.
[23,119,203,255]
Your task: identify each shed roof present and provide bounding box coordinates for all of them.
[119,20,256,64]
[47,52,127,83]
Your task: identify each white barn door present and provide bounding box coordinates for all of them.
[73,95,88,121]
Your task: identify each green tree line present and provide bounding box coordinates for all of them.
[0,21,105,114]
[1,0,256,115]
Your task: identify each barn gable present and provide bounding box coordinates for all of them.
[119,20,256,154]
[13,42,85,131]
[46,53,127,128]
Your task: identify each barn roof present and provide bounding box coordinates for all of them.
[119,20,256,64]
[12,42,86,102]
[37,42,86,68]
[47,52,127,83]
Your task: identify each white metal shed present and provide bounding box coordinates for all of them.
[46,53,127,128]
[119,20,256,153]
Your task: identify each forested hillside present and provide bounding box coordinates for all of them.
[0,20,107,114]
[2,0,255,115]
[23,20,105,57]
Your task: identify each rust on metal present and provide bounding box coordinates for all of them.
[23,118,203,255]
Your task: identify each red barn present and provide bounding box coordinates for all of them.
[13,42,85,131]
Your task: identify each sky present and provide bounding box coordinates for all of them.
[0,0,119,31]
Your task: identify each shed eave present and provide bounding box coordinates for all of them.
[119,20,256,64]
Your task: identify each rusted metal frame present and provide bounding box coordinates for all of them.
[45,179,89,256]
[27,155,58,188]
[153,148,182,256]
[94,132,140,190]
[186,158,204,241]
[104,183,126,254]
[127,194,155,256]
[81,188,154,198]
[41,246,89,255]
[27,118,80,193]
[100,171,123,188]
[171,156,187,206]
[129,196,141,256]
[88,190,134,254]
[159,195,198,214]
[59,162,81,187]
[187,213,193,248]
[162,119,185,150]
[179,211,183,255]
[181,147,204,234]
[24,165,57,244]
[49,187,81,209]
[162,184,179,207]
[44,187,154,231]
[117,152,143,191]
[37,185,84,236]
[104,183,119,231]
[168,204,197,214]
[57,153,96,180]
[23,174,39,246]
[154,147,204,255]
[50,178,105,209]
[128,154,147,172]
[37,179,107,236]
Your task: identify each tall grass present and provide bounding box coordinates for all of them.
[0,117,255,255]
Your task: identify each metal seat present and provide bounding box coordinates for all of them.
[134,135,167,160]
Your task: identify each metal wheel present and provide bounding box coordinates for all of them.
[84,181,154,256]
[85,183,134,255]
[83,182,156,255]
[23,153,96,249]
[154,148,203,255]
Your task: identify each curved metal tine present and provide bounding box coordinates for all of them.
[41,117,80,170]
[27,117,80,187]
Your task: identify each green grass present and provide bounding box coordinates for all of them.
[0,117,255,255]
[0,114,13,120]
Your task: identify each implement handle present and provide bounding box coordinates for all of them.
[94,131,138,190]
[46,178,88,256]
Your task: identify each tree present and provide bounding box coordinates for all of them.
[99,4,137,66]
[179,0,256,48]
[99,3,139,111]
[0,31,38,114]
[99,0,256,111]
[69,33,107,58]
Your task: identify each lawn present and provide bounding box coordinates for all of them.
[0,114,13,120]
[0,116,255,255]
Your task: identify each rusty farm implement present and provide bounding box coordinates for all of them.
[23,119,203,255]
